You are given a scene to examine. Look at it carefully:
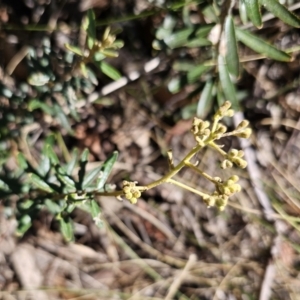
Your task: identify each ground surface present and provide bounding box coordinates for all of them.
[1,1,300,299]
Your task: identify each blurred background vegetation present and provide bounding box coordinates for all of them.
[0,0,300,299]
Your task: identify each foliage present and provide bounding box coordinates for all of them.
[0,1,299,241]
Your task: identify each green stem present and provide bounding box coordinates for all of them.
[145,143,204,189]
[208,141,227,156]
[184,162,219,184]
[167,178,208,198]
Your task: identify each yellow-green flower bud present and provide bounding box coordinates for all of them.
[233,157,247,169]
[228,149,238,157]
[132,191,141,198]
[236,120,249,130]
[224,109,234,117]
[235,128,252,139]
[130,197,138,204]
[123,186,131,193]
[216,124,227,134]
[125,192,133,200]
[229,175,239,182]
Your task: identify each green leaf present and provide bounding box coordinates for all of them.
[38,154,51,177]
[17,153,28,169]
[83,165,103,189]
[225,16,239,78]
[28,72,50,86]
[97,61,122,80]
[59,215,74,242]
[187,65,211,84]
[80,62,88,78]
[218,55,238,110]
[239,0,248,25]
[93,52,106,61]
[86,9,96,49]
[261,0,300,28]
[197,80,214,118]
[65,148,78,175]
[97,151,118,190]
[45,199,61,214]
[56,167,76,190]
[89,199,101,219]
[163,26,213,49]
[235,27,291,62]
[100,49,119,58]
[64,44,84,56]
[184,38,212,48]
[53,104,74,135]
[244,0,262,28]
[45,144,59,165]
[78,149,89,190]
[29,173,54,193]
[28,99,54,115]
[16,215,32,237]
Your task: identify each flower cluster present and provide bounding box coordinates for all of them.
[203,175,241,211]
[221,149,247,169]
[191,118,211,145]
[122,181,142,204]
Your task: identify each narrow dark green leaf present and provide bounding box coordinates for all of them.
[78,149,89,190]
[38,155,51,177]
[239,0,248,25]
[17,153,28,169]
[235,27,291,62]
[80,62,88,78]
[100,49,119,58]
[86,9,96,49]
[97,61,122,80]
[262,0,300,28]
[16,215,32,237]
[89,199,101,219]
[173,61,196,72]
[65,148,78,175]
[81,148,89,162]
[187,65,211,84]
[53,104,74,134]
[185,38,212,48]
[28,99,54,115]
[29,173,54,193]
[56,167,76,190]
[59,215,74,242]
[97,151,118,190]
[45,199,61,214]
[45,144,59,165]
[64,44,84,56]
[245,0,262,28]
[197,80,214,118]
[83,165,103,189]
[225,16,239,78]
[218,55,238,110]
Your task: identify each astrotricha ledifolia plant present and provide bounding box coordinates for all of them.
[14,101,251,241]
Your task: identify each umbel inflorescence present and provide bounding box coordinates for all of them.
[115,101,251,211]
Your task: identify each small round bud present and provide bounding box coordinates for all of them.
[236,128,252,139]
[125,192,133,200]
[236,120,249,130]
[228,149,238,158]
[132,191,141,198]
[234,157,247,169]
[123,186,131,193]
[229,175,239,182]
[225,109,234,117]
[130,197,137,204]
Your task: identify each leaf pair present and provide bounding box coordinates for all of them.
[243,0,300,29]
